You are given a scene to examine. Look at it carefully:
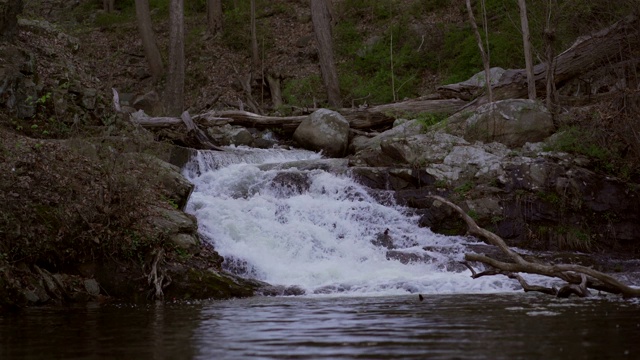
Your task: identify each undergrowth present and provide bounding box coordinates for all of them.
[544,95,640,181]
[0,125,171,270]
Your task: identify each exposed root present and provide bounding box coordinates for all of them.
[146,248,172,301]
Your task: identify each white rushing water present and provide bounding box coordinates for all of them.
[184,147,522,296]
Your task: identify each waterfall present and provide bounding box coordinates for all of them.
[184,147,520,296]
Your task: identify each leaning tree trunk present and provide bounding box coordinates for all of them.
[165,0,185,116]
[477,14,640,105]
[311,0,341,108]
[465,0,493,103]
[135,0,164,80]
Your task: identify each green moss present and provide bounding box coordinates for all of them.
[536,191,561,206]
[415,112,449,131]
[454,181,474,196]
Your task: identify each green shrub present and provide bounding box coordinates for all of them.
[415,112,448,131]
[282,75,324,107]
[337,21,423,104]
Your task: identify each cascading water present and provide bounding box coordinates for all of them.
[184,147,519,296]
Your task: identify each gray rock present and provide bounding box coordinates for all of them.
[149,207,198,235]
[259,158,349,174]
[207,124,255,147]
[22,289,41,303]
[348,135,372,154]
[122,152,194,210]
[268,171,311,196]
[372,229,395,249]
[293,109,350,157]
[170,233,200,251]
[83,279,100,296]
[227,127,254,146]
[464,99,554,148]
[386,250,435,265]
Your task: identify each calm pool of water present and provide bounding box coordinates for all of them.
[2,294,639,359]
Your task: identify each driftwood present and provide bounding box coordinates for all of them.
[429,195,640,298]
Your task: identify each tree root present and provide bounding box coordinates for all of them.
[146,248,172,301]
[430,195,640,298]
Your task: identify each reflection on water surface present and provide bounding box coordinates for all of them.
[2,294,639,359]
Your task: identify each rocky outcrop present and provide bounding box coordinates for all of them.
[348,112,640,253]
[293,108,350,157]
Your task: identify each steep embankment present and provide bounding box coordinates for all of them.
[0,1,262,311]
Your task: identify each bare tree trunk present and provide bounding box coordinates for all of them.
[465,0,493,103]
[165,0,185,116]
[104,0,115,13]
[206,0,223,35]
[518,0,536,100]
[311,0,342,108]
[250,0,259,73]
[266,72,283,108]
[544,0,557,113]
[135,0,164,80]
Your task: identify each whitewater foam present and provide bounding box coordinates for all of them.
[184,147,525,296]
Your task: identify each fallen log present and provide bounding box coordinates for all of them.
[341,98,467,130]
[440,15,640,106]
[429,195,640,298]
[180,111,225,151]
[211,110,307,134]
[129,110,225,150]
[210,98,467,133]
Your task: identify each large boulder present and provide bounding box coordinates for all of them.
[293,108,350,157]
[464,99,554,148]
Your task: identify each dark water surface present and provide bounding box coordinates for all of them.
[2,294,639,359]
